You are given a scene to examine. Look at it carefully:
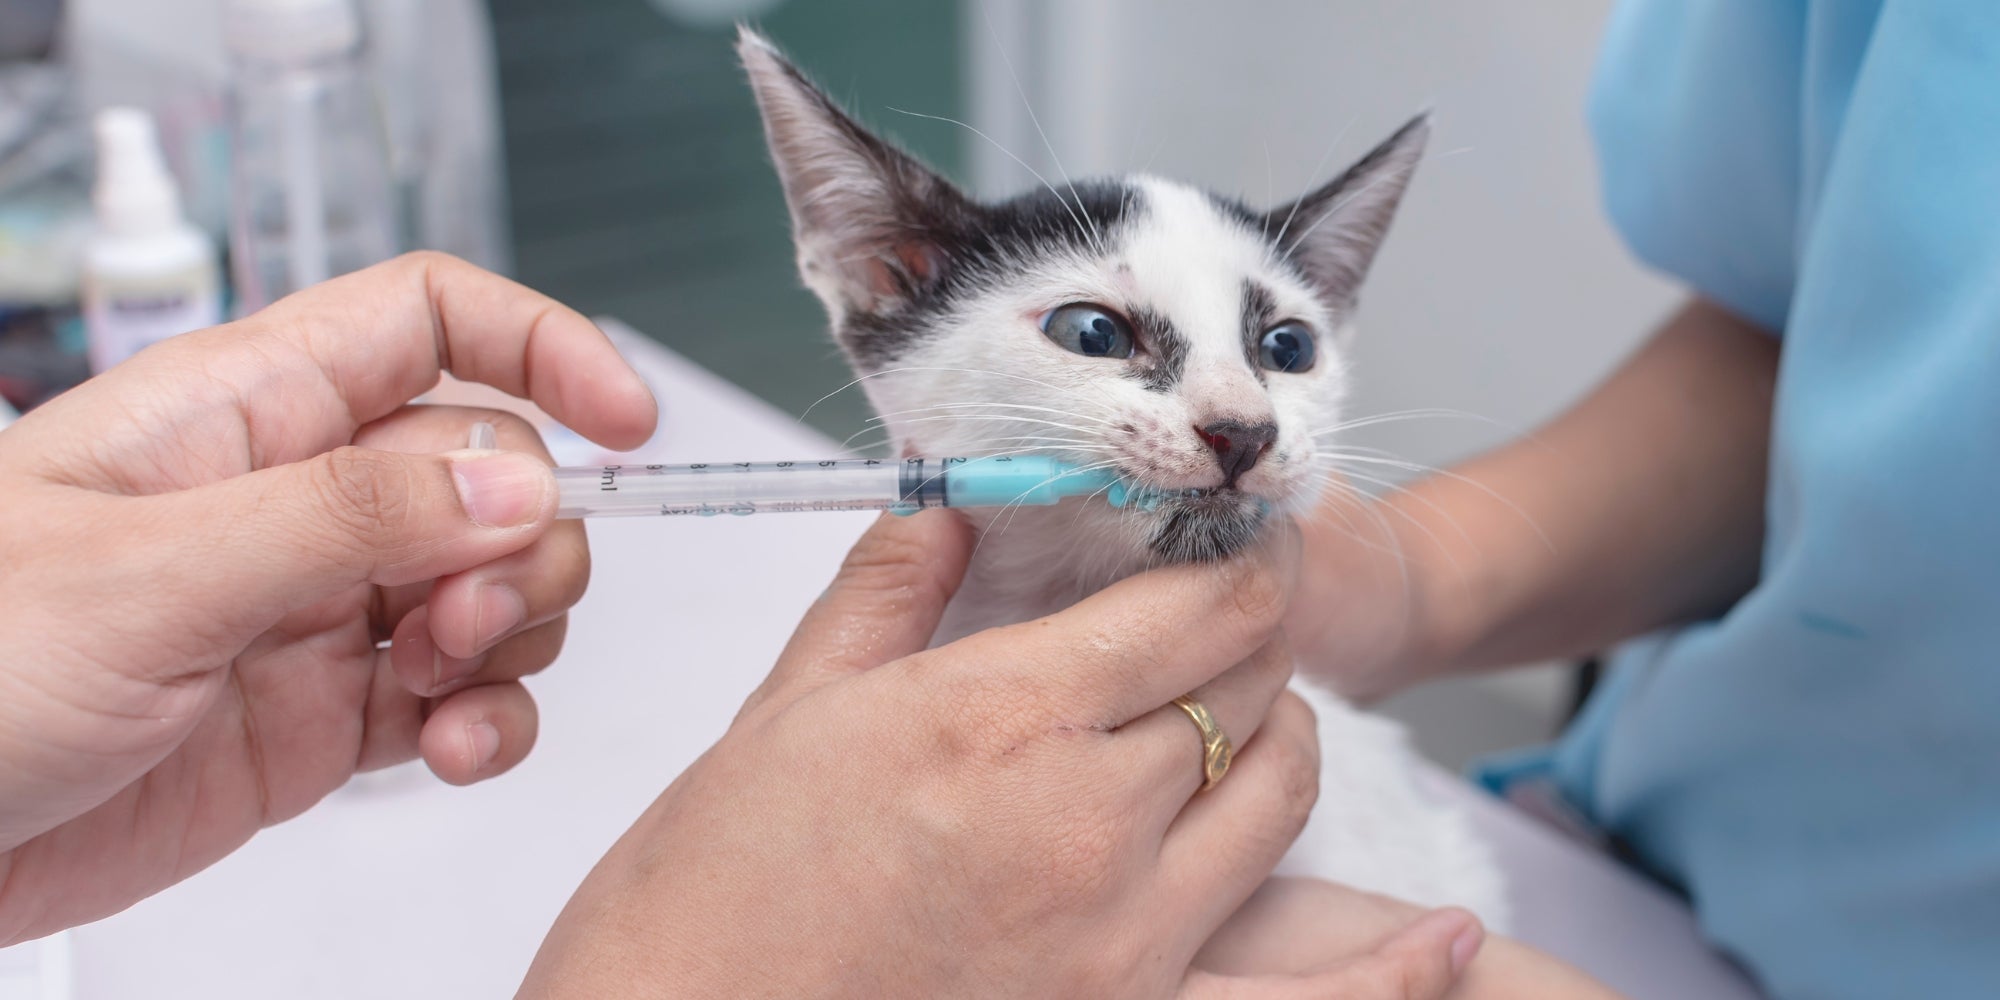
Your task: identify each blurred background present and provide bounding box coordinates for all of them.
[0,0,1678,767]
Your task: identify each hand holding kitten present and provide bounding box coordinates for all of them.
[522,510,1482,998]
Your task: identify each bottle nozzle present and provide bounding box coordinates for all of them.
[92,107,183,238]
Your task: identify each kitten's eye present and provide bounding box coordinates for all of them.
[1257,322,1317,373]
[1042,303,1135,359]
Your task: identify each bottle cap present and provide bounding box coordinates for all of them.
[92,107,184,239]
[223,0,362,63]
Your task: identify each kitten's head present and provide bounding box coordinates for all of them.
[740,28,1426,562]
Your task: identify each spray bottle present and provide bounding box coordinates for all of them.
[81,107,223,373]
[223,0,396,314]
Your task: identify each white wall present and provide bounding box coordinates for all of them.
[966,0,1682,761]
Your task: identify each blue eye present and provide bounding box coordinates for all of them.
[1257,323,1316,373]
[1042,303,1135,359]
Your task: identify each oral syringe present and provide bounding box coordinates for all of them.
[462,423,1188,519]
[552,455,1166,519]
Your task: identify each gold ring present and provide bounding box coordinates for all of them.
[1171,694,1233,791]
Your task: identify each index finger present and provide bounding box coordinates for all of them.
[230,252,656,464]
[950,517,1303,725]
[747,510,975,712]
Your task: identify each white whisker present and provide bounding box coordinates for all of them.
[801,364,1121,423]
[860,400,1119,428]
[975,457,1124,553]
[1270,112,1359,250]
[973,0,1105,255]
[1286,143,1450,253]
[885,106,1100,255]
[1310,407,1522,438]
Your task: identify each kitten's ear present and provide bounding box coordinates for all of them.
[1264,113,1430,308]
[737,27,974,322]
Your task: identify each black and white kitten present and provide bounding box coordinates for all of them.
[738,28,1506,923]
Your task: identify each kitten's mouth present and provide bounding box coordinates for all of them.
[1119,480,1269,514]
[1123,480,1271,563]
[1149,485,1269,518]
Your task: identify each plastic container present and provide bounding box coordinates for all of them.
[224,0,395,314]
[81,106,222,373]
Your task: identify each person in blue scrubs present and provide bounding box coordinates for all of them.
[1290,2,2000,997]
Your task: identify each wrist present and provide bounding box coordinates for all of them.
[1290,485,1491,700]
[1376,486,1494,680]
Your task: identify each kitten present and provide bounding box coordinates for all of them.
[737,27,1506,925]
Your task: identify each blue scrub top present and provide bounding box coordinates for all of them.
[1547,2,2000,997]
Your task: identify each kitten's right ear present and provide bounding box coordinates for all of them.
[737,27,974,323]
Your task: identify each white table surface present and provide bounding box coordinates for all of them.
[11,322,1760,999]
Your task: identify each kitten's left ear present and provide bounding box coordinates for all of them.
[737,27,975,323]
[1264,113,1430,309]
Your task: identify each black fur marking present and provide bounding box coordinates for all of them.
[1125,306,1189,392]
[1239,280,1279,382]
[1205,191,1268,234]
[840,182,1143,370]
[1205,189,1326,319]
[1147,495,1268,562]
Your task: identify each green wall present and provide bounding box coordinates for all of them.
[491,0,964,445]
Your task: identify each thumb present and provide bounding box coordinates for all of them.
[150,445,555,626]
[1318,907,1483,1000]
[754,509,974,706]
[1181,908,1482,1000]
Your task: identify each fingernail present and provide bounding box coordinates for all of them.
[466,721,501,773]
[429,646,484,695]
[1448,917,1485,975]
[473,582,527,650]
[451,452,552,528]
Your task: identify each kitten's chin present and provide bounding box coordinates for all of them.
[1144,490,1270,563]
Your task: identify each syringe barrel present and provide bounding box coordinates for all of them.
[555,460,912,518]
[553,456,1122,518]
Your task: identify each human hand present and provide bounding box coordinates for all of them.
[1283,497,1444,702]
[518,510,1479,998]
[1290,300,1781,702]
[1201,877,1619,999]
[0,253,656,943]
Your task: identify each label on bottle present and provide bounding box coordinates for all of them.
[85,286,223,373]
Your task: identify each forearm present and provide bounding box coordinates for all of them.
[1297,298,1777,688]
[1202,877,1622,998]
[1455,935,1625,999]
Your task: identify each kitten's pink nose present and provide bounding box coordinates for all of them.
[1195,420,1277,487]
